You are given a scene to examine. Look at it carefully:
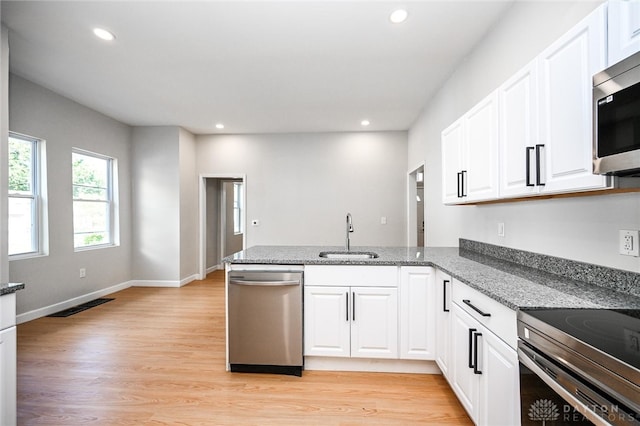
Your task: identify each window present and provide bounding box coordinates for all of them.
[72,149,117,249]
[8,132,45,257]
[233,182,244,235]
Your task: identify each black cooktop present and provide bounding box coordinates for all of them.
[522,308,640,371]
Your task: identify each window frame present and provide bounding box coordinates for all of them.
[72,148,118,251]
[8,131,47,260]
[233,181,244,235]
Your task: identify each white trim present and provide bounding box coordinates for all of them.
[16,280,132,324]
[304,356,441,374]
[180,274,198,287]
[206,264,223,274]
[129,280,181,288]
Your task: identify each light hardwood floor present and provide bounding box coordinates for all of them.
[17,270,472,425]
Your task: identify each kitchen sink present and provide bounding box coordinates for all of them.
[318,251,379,259]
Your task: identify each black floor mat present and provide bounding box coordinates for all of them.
[47,298,114,317]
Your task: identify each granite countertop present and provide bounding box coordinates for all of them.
[1,282,25,296]
[224,244,640,311]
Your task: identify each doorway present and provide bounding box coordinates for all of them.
[199,174,246,279]
[407,164,425,247]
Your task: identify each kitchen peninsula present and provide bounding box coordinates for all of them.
[225,240,640,425]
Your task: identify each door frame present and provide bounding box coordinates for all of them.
[406,162,425,247]
[198,173,247,279]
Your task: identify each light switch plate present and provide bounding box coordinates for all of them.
[497,222,505,237]
[619,230,640,256]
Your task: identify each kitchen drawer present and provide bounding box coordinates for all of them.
[0,293,16,330]
[305,265,398,287]
[452,279,517,349]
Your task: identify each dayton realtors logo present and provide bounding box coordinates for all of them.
[529,399,560,425]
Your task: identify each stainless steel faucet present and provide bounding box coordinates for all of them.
[346,213,354,251]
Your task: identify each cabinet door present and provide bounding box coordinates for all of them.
[304,286,350,357]
[608,0,640,65]
[351,287,398,359]
[0,327,17,426]
[538,5,610,194]
[499,60,540,198]
[465,91,499,202]
[442,118,465,204]
[450,303,479,422]
[478,327,520,426]
[399,267,435,360]
[435,269,452,378]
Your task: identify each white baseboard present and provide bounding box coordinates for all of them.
[180,274,198,287]
[17,280,133,324]
[130,279,181,288]
[206,264,222,274]
[304,357,442,374]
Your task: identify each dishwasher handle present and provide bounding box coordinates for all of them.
[230,279,300,287]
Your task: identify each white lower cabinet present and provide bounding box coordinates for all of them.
[304,285,398,358]
[399,267,436,360]
[434,269,452,376]
[0,326,17,426]
[304,286,351,357]
[0,292,17,426]
[449,279,520,426]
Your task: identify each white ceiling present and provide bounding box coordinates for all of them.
[2,1,513,135]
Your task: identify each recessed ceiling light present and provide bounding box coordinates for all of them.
[361,120,370,127]
[389,9,408,24]
[93,27,115,41]
[215,123,225,129]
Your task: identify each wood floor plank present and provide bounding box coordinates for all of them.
[17,270,472,425]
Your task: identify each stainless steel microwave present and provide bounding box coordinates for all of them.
[593,50,640,176]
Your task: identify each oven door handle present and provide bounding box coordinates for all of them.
[518,345,610,426]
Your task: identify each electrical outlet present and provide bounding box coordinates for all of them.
[79,268,86,278]
[497,222,505,237]
[619,230,640,257]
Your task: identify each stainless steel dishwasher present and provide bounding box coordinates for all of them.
[228,269,303,376]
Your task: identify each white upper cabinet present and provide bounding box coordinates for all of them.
[444,4,614,205]
[442,118,466,204]
[538,4,611,194]
[441,92,499,204]
[465,93,500,202]
[608,0,640,65]
[498,60,540,198]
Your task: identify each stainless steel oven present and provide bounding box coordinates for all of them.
[517,309,640,425]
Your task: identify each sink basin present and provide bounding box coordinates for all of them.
[318,251,379,259]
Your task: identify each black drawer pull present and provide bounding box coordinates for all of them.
[468,328,476,369]
[463,299,491,317]
[443,280,450,312]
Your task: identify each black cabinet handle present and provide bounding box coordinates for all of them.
[468,328,477,369]
[463,299,491,317]
[535,144,545,186]
[346,292,349,321]
[352,292,356,322]
[526,146,534,186]
[443,280,450,312]
[457,172,463,198]
[473,332,483,375]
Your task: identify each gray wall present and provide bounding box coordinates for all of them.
[409,0,640,273]
[196,131,408,247]
[179,128,198,281]
[131,126,180,283]
[9,74,133,314]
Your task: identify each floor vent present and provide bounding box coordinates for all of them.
[47,298,114,317]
